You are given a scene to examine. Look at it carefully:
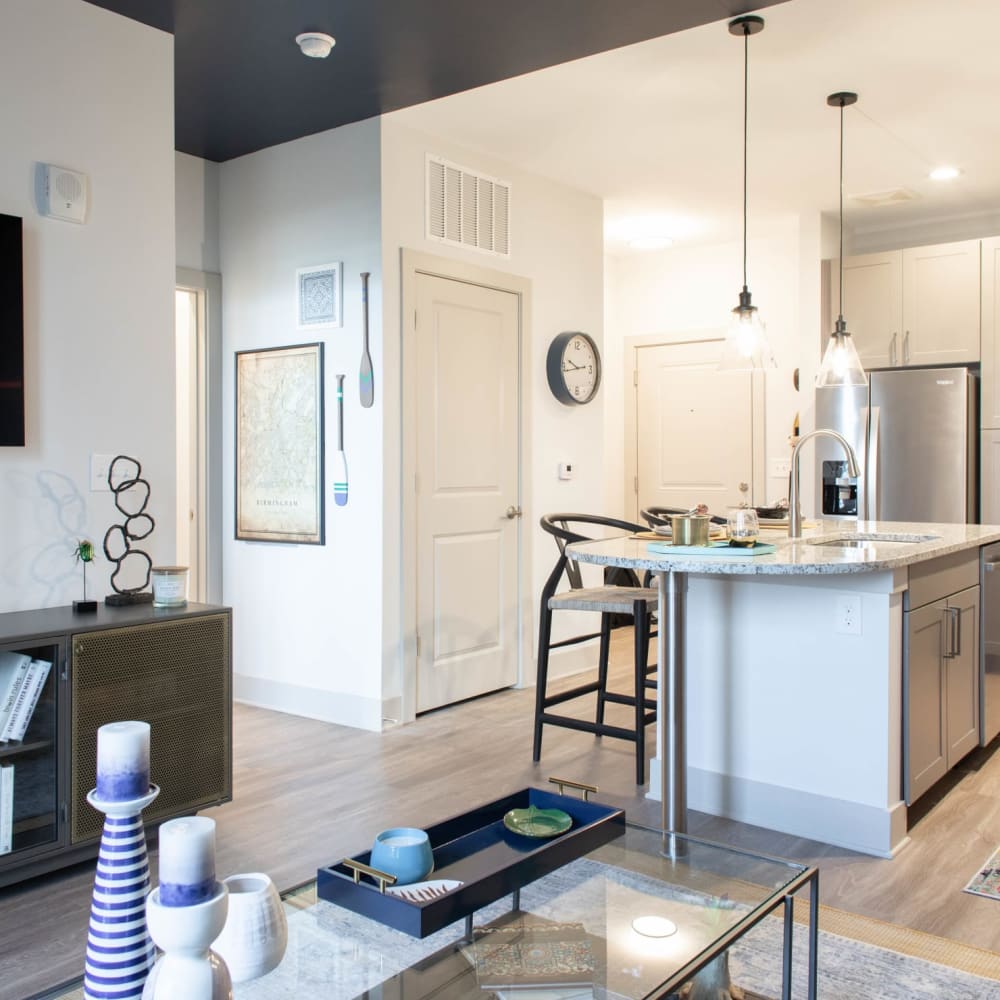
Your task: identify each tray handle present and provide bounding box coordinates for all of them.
[548,776,598,801]
[341,858,398,894]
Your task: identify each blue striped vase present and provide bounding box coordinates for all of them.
[84,785,160,1000]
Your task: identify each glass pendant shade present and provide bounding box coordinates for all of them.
[816,317,867,387]
[719,287,776,370]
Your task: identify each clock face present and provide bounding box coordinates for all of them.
[546,331,602,405]
[561,335,599,402]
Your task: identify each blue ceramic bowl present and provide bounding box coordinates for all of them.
[370,827,433,886]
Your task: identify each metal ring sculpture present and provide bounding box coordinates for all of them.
[102,455,156,594]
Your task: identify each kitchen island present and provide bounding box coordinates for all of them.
[568,521,1000,857]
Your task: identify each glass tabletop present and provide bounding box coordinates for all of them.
[233,824,811,1000]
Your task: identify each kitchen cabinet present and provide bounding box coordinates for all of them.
[0,602,231,887]
[828,239,980,370]
[979,237,1000,427]
[904,551,980,805]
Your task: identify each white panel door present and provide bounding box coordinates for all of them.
[415,273,520,712]
[635,340,754,519]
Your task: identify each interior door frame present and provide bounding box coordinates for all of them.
[176,267,224,604]
[623,332,766,520]
[399,249,532,724]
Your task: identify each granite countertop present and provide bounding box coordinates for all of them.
[567,521,1000,576]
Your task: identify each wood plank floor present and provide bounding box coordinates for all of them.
[3,632,1000,999]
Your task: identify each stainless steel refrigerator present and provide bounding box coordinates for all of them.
[814,367,978,524]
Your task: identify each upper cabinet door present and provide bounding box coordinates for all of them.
[981,237,1000,428]
[830,250,903,370]
[903,240,981,366]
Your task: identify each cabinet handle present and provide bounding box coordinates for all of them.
[903,330,911,365]
[890,332,898,366]
[952,606,962,657]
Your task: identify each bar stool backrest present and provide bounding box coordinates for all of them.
[540,513,645,597]
[640,505,727,527]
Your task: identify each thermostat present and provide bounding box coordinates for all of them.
[558,462,574,481]
[36,163,89,224]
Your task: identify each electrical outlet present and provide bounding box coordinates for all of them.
[836,594,862,635]
[770,459,791,479]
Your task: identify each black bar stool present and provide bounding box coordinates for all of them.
[533,514,658,784]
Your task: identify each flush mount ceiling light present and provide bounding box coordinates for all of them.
[719,15,776,372]
[817,92,867,389]
[929,165,961,181]
[632,915,678,938]
[295,32,336,58]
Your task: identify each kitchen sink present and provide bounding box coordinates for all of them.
[806,532,940,547]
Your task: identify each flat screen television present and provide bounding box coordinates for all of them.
[0,213,24,446]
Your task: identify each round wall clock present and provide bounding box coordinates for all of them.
[546,331,602,406]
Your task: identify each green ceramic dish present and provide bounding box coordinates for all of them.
[502,805,572,838]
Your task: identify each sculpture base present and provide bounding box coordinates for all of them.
[73,600,98,613]
[105,592,154,606]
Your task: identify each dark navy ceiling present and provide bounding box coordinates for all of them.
[83,0,786,162]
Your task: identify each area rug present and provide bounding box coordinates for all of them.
[964,844,1000,900]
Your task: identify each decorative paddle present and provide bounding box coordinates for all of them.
[359,271,374,408]
[334,374,348,507]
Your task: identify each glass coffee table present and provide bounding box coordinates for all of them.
[49,824,817,1000]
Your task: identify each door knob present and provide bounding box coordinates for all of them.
[505,505,523,519]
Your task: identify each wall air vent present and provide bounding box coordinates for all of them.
[426,155,511,257]
[851,188,919,207]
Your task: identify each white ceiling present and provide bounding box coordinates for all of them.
[388,0,1000,254]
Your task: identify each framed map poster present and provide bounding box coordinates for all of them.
[235,342,325,544]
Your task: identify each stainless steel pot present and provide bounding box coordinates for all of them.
[670,514,710,546]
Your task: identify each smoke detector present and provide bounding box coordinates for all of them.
[295,32,335,58]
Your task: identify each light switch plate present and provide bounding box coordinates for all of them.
[770,459,791,479]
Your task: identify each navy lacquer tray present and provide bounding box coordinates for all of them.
[316,786,625,938]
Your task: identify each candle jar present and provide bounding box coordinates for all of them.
[152,566,189,608]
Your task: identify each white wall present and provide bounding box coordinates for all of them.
[604,216,820,518]
[380,118,607,707]
[176,153,220,274]
[0,0,175,612]
[219,120,385,730]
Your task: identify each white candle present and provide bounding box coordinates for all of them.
[157,816,217,906]
[95,720,150,801]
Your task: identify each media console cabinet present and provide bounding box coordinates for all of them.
[0,601,232,886]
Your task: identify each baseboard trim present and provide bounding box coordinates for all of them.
[647,760,905,857]
[234,674,383,732]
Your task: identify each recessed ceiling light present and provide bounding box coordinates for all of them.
[632,915,678,938]
[929,166,960,181]
[295,32,336,58]
[628,237,674,250]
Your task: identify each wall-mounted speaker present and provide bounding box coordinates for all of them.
[35,163,88,224]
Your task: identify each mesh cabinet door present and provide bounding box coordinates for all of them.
[70,613,231,843]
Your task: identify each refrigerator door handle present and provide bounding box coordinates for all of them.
[866,406,880,522]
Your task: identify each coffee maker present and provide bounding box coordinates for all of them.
[821,460,858,517]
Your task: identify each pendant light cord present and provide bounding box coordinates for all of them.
[839,100,845,319]
[742,29,749,290]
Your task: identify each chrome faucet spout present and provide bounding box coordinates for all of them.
[788,428,860,538]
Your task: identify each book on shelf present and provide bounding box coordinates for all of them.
[0,762,13,854]
[1,659,51,743]
[0,652,31,738]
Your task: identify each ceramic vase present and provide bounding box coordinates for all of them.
[680,950,744,1000]
[211,872,288,983]
[83,786,160,1000]
[142,883,232,1000]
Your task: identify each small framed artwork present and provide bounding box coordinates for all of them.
[297,262,342,329]
[235,342,325,545]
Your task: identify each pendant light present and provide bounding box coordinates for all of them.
[719,15,776,371]
[817,92,868,387]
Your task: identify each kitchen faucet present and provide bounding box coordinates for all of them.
[788,429,860,538]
